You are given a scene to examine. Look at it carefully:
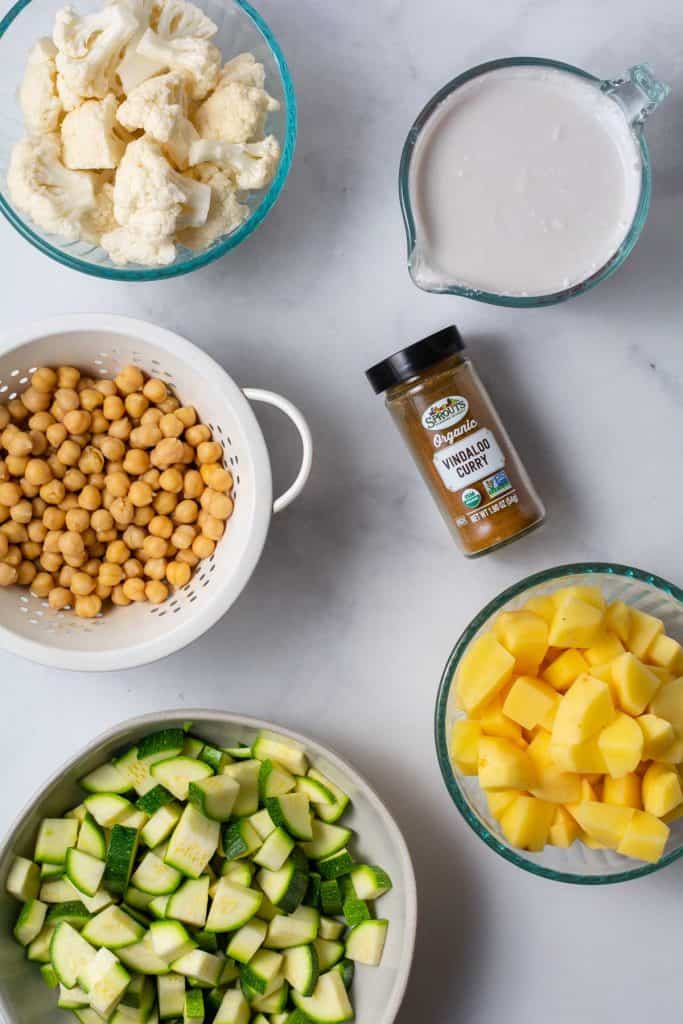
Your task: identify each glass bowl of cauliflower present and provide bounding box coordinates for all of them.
[0,0,296,278]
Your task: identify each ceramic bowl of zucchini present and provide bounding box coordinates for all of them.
[0,710,417,1024]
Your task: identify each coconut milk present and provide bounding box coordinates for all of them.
[410,65,642,297]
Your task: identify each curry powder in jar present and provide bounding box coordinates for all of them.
[366,326,545,557]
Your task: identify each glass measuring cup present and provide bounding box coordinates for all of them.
[399,59,670,308]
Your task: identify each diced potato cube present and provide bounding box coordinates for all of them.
[551,675,614,746]
[567,802,635,849]
[548,598,605,649]
[602,773,642,809]
[485,790,518,821]
[656,734,683,765]
[585,634,625,667]
[548,806,580,848]
[479,692,526,745]
[542,649,589,693]
[494,611,548,674]
[523,595,556,624]
[617,810,669,863]
[478,737,537,791]
[650,677,683,733]
[550,736,607,774]
[528,747,582,804]
[647,634,683,672]
[499,795,555,851]
[450,720,482,775]
[637,714,675,759]
[605,601,631,644]
[552,585,606,610]
[649,667,673,685]
[503,676,558,731]
[628,608,664,660]
[597,713,643,779]
[611,653,661,716]
[457,634,515,715]
[642,762,683,818]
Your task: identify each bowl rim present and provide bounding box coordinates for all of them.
[0,708,418,1024]
[434,561,683,885]
[0,313,274,672]
[0,0,297,281]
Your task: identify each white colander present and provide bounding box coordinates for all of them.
[0,315,312,671]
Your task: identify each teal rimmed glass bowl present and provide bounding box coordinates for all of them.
[435,563,683,884]
[0,0,296,280]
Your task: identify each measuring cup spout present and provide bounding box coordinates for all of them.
[601,64,670,127]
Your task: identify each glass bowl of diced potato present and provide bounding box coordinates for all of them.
[435,563,683,883]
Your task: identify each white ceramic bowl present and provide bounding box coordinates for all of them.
[0,710,417,1024]
[0,315,312,671]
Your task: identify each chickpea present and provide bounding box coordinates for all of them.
[129,481,153,507]
[202,515,224,542]
[107,540,129,565]
[183,469,204,499]
[117,366,145,395]
[47,455,66,480]
[175,406,197,428]
[105,472,129,498]
[75,594,101,618]
[201,464,233,493]
[0,563,18,586]
[57,367,80,389]
[31,497,47,518]
[96,582,112,600]
[46,423,68,448]
[91,411,108,434]
[58,440,81,467]
[122,577,146,602]
[25,459,52,487]
[28,412,54,432]
[43,507,65,531]
[209,491,233,520]
[54,388,79,413]
[79,388,103,411]
[159,468,183,493]
[17,561,37,586]
[91,509,114,533]
[28,521,47,544]
[0,534,8,559]
[147,515,172,540]
[123,558,143,578]
[8,399,29,422]
[5,545,22,567]
[82,558,100,577]
[134,507,154,527]
[158,413,182,439]
[95,379,117,397]
[2,521,27,543]
[99,562,124,587]
[144,558,167,581]
[143,535,168,560]
[48,586,72,610]
[151,437,184,469]
[99,436,126,462]
[31,367,57,393]
[142,469,161,490]
[59,532,85,560]
[97,530,117,544]
[20,480,39,500]
[185,424,210,447]
[111,584,131,606]
[145,580,168,604]
[78,485,101,512]
[6,455,29,477]
[11,500,33,525]
[41,550,63,573]
[166,560,191,587]
[129,423,162,450]
[31,571,54,597]
[89,473,106,490]
[40,479,66,505]
[196,440,223,464]
[141,408,163,426]
[174,499,199,524]
[63,409,91,435]
[0,482,22,506]
[22,541,41,561]
[6,431,33,457]
[123,449,150,476]
[125,392,149,419]
[64,469,87,492]
[120,525,144,551]
[109,418,132,442]
[78,446,104,475]
[143,378,168,404]
[110,497,134,527]
[103,395,125,421]
[171,524,196,550]
[58,565,75,588]
[154,491,177,516]
[28,431,48,456]
[65,507,90,533]
[70,571,95,596]
[21,387,51,413]
[82,528,97,548]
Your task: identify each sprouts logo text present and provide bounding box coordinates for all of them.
[421,395,469,431]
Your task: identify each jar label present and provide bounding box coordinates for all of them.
[432,427,505,492]
[420,395,469,431]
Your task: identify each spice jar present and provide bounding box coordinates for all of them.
[366,326,545,557]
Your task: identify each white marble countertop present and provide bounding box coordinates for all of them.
[1,0,682,1020]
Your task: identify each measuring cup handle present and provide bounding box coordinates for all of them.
[243,388,313,514]
[601,64,670,126]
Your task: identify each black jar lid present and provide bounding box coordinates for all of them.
[365,325,465,394]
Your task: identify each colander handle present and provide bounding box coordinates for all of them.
[243,389,313,514]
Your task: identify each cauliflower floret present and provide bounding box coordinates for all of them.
[177,162,248,251]
[217,52,266,89]
[194,78,279,144]
[61,93,125,169]
[116,70,198,169]
[101,226,176,265]
[81,177,119,244]
[19,38,63,134]
[154,0,217,42]
[7,133,96,240]
[188,134,280,191]
[136,28,220,100]
[53,2,139,109]
[113,136,210,244]
[113,0,165,94]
